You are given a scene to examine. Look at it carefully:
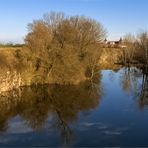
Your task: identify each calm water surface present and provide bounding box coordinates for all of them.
[0,67,148,147]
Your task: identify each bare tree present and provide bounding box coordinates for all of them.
[121,33,136,66]
[137,31,148,65]
[25,12,106,84]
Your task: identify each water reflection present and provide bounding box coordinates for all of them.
[138,72,148,108]
[115,67,148,109]
[0,77,102,146]
[119,67,142,94]
[1,68,148,146]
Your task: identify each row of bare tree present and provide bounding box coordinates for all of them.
[24,12,106,84]
[121,32,148,67]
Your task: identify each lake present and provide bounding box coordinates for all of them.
[0,67,148,147]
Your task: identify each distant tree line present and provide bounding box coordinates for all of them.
[0,42,24,48]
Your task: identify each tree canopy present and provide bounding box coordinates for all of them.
[25,12,106,84]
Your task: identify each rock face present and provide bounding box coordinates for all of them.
[98,48,122,69]
[0,68,86,94]
[0,71,22,93]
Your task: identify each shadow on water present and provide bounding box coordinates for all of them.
[0,75,102,146]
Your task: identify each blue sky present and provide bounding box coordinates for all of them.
[0,0,147,43]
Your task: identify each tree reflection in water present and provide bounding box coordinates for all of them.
[118,67,148,109]
[0,76,102,146]
[139,69,148,108]
[119,67,141,94]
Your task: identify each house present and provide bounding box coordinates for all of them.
[103,38,126,48]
